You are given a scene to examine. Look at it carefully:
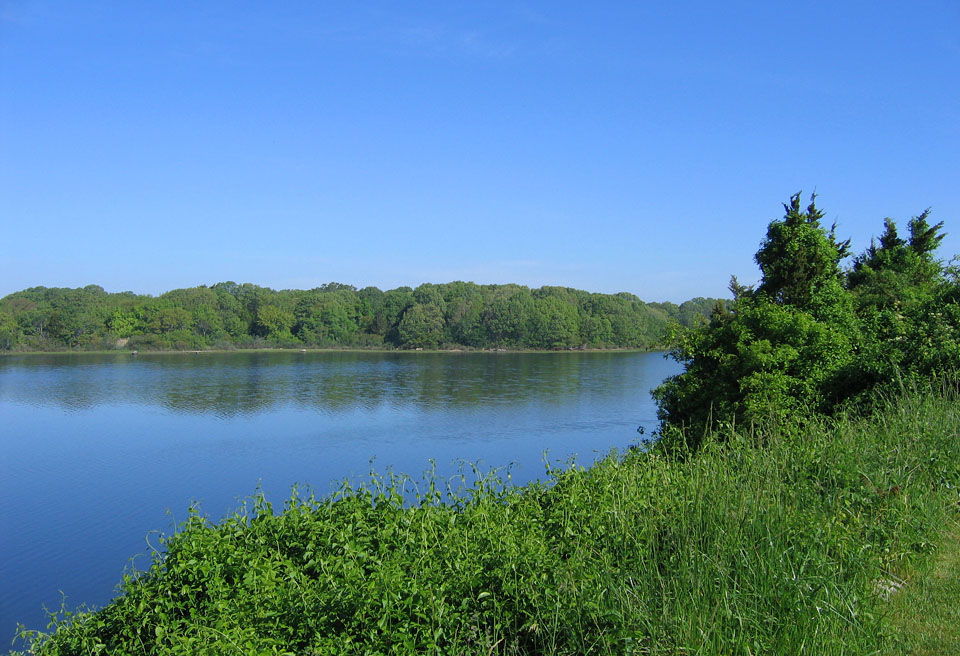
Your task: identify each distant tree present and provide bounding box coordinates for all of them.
[0,311,19,349]
[212,287,247,338]
[357,286,385,333]
[152,307,193,334]
[295,292,359,344]
[647,301,680,321]
[677,298,723,327]
[235,284,275,331]
[530,297,580,349]
[108,309,139,338]
[376,288,414,343]
[483,290,535,345]
[397,303,444,348]
[318,282,357,293]
[442,282,484,346]
[254,305,295,341]
[413,283,446,313]
[192,305,224,340]
[580,315,613,345]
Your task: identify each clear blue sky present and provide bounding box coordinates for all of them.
[2,1,958,302]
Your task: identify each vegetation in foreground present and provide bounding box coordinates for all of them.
[0,282,724,353]
[655,195,958,450]
[14,385,960,655]
[883,517,960,655]
[13,194,960,654]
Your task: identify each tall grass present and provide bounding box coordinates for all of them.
[15,384,960,655]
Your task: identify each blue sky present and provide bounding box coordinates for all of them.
[2,1,958,302]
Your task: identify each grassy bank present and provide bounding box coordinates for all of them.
[15,385,960,655]
[883,520,960,654]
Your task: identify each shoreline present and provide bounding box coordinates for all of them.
[0,346,656,357]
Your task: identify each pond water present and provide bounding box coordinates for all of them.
[0,350,680,639]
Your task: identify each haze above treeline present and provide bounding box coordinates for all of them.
[0,281,726,352]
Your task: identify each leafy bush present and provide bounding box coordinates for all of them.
[654,193,958,449]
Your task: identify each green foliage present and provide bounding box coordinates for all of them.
[151,307,193,335]
[397,303,445,348]
[848,211,945,312]
[412,283,446,314]
[755,193,850,313]
[15,386,960,655]
[0,311,18,349]
[107,309,138,339]
[579,314,613,345]
[294,291,361,345]
[0,282,724,353]
[654,295,855,444]
[655,193,957,449]
[482,289,534,346]
[529,296,579,349]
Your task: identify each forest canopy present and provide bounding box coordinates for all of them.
[0,281,723,352]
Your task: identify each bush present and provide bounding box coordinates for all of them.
[654,194,958,450]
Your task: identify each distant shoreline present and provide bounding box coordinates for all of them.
[0,346,656,357]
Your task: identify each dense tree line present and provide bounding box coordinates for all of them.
[654,193,959,449]
[0,281,724,352]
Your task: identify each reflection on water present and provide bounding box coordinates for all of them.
[0,350,680,641]
[0,351,638,415]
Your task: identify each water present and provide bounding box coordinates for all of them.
[0,350,680,640]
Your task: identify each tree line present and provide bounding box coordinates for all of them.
[654,193,959,449]
[0,281,725,352]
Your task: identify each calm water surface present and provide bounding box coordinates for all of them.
[0,350,680,639]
